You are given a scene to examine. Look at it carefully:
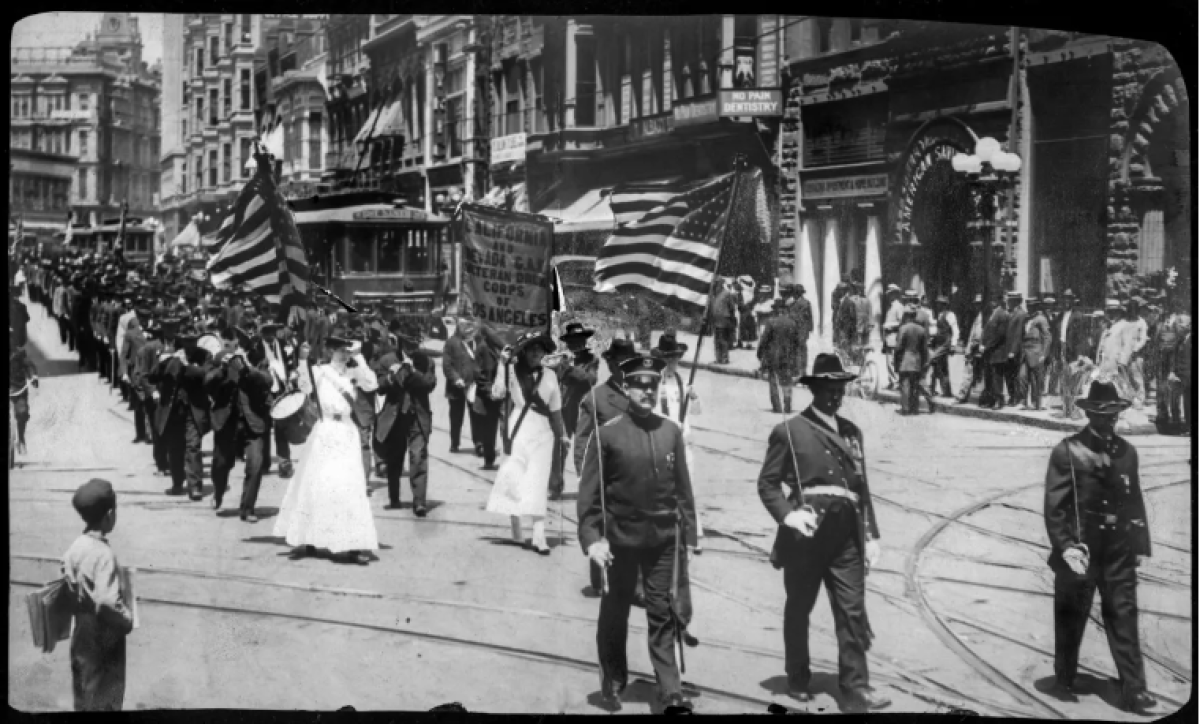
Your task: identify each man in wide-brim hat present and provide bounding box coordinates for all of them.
[756,352,888,712]
[559,321,595,352]
[1042,380,1156,714]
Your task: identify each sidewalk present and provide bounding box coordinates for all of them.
[665,331,1160,436]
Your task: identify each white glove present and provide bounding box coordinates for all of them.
[865,539,881,572]
[1063,546,1088,575]
[784,508,819,537]
[390,363,402,374]
[587,540,613,567]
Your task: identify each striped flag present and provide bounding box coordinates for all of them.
[206,152,309,303]
[594,173,738,313]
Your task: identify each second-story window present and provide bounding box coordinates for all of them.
[224,23,232,55]
[209,89,218,125]
[210,36,219,66]
[209,149,218,187]
[196,94,204,124]
[223,142,231,183]
[309,112,322,170]
[241,137,251,178]
[79,130,88,157]
[196,47,204,74]
[240,69,251,110]
[223,78,232,117]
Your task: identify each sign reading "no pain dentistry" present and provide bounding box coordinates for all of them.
[718,89,783,117]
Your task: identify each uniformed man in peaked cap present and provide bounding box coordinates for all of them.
[757,353,889,712]
[578,354,698,712]
[1043,380,1156,714]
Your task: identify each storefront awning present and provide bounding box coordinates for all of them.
[374,100,406,139]
[540,186,616,233]
[293,203,449,225]
[353,107,384,144]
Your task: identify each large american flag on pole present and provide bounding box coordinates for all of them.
[594,173,737,313]
[206,151,309,303]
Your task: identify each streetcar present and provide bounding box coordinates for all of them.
[89,217,157,265]
[289,190,452,330]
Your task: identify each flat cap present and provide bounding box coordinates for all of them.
[619,354,667,380]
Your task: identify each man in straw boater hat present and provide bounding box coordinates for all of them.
[578,353,699,713]
[1042,380,1156,715]
[756,353,888,712]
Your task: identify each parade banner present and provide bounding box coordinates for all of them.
[458,203,553,342]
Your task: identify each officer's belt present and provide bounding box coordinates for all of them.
[799,485,859,503]
[606,501,678,522]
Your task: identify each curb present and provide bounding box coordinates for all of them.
[679,359,1162,436]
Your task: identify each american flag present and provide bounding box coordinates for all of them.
[594,173,738,313]
[206,151,309,303]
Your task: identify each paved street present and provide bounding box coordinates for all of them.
[9,297,1193,716]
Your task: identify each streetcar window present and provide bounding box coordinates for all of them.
[378,229,402,273]
[348,227,374,273]
[404,228,428,274]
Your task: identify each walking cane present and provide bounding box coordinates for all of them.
[670,516,686,675]
[590,387,609,596]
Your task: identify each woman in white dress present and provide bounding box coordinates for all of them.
[273,335,379,565]
[486,330,563,555]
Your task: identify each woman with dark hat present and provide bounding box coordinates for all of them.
[273,334,379,566]
[485,330,563,555]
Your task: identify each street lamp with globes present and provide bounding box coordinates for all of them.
[951,137,1022,308]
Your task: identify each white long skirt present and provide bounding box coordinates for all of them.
[486,411,554,517]
[273,416,379,553]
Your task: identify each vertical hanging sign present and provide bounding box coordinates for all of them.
[757,15,780,89]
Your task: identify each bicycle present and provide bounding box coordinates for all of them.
[834,343,881,401]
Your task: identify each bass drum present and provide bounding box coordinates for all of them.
[270,391,320,446]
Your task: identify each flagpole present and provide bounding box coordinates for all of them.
[680,155,745,425]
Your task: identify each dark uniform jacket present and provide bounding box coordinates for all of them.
[133,340,163,400]
[578,411,699,551]
[442,333,478,400]
[236,363,275,436]
[204,352,244,434]
[560,353,599,438]
[757,408,881,569]
[574,378,629,475]
[374,350,438,442]
[758,314,801,373]
[471,340,504,417]
[1043,427,1151,574]
[982,306,1010,364]
[150,356,210,435]
[895,321,929,373]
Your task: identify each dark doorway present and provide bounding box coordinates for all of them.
[911,159,975,310]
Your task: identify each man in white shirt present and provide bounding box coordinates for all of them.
[929,295,959,398]
[881,285,904,389]
[1095,300,1137,401]
[1126,298,1149,409]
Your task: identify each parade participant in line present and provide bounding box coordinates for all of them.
[233,342,275,522]
[1020,300,1052,411]
[374,324,437,516]
[443,317,479,454]
[487,330,563,555]
[756,353,888,711]
[62,479,135,711]
[895,308,929,415]
[119,315,149,443]
[274,335,379,566]
[759,298,801,414]
[10,329,39,456]
[258,322,295,478]
[114,295,138,403]
[206,329,247,514]
[554,322,599,501]
[472,326,507,471]
[579,353,699,712]
[52,272,71,348]
[1042,381,1156,714]
[651,331,704,551]
[10,284,31,348]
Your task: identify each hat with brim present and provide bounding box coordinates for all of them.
[513,330,555,356]
[1006,291,1023,301]
[1043,296,1057,305]
[1105,299,1121,311]
[738,275,755,287]
[799,353,858,385]
[602,338,638,361]
[935,295,949,304]
[1062,289,1076,298]
[325,335,351,350]
[758,284,774,294]
[650,330,689,359]
[1075,380,1132,414]
[886,284,902,295]
[560,322,595,343]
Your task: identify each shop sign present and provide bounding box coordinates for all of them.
[718,89,783,117]
[490,133,527,165]
[757,15,781,90]
[802,173,889,200]
[629,113,674,141]
[50,109,91,121]
[673,96,720,127]
[351,208,428,221]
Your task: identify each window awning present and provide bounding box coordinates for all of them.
[374,99,406,139]
[293,203,449,225]
[540,186,615,233]
[353,107,384,144]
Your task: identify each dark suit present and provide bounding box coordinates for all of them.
[205,352,244,504]
[788,297,814,376]
[471,342,505,467]
[1044,428,1150,699]
[757,408,880,693]
[375,350,437,508]
[578,411,698,702]
[982,306,1011,406]
[758,313,801,412]
[1004,306,1028,404]
[711,288,738,363]
[71,291,94,371]
[442,333,479,451]
[150,356,208,493]
[895,321,929,414]
[234,362,274,514]
[121,329,149,440]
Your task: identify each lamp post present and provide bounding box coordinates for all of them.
[951,137,1021,308]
